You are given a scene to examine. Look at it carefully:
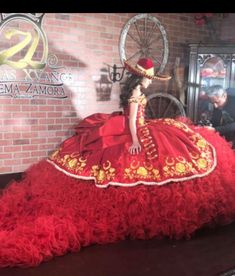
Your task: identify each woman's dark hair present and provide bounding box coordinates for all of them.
[119,74,143,108]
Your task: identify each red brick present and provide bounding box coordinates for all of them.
[39,119,55,124]
[22,106,39,111]
[14,99,30,105]
[56,118,70,124]
[31,125,47,131]
[13,139,30,145]
[2,105,21,112]
[4,159,21,166]
[10,165,27,172]
[31,138,47,144]
[39,131,56,138]
[0,153,12,159]
[1,118,14,125]
[14,152,30,158]
[39,106,55,111]
[4,133,21,139]
[48,112,63,118]
[12,113,30,118]
[12,125,31,132]
[48,125,62,130]
[22,145,38,151]
[31,99,46,105]
[31,151,47,157]
[0,167,12,173]
[0,140,12,146]
[39,144,57,150]
[22,158,40,164]
[31,112,47,118]
[21,132,38,139]
[0,99,12,104]
[4,146,22,152]
[47,137,63,144]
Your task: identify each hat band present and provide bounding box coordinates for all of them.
[136,64,154,76]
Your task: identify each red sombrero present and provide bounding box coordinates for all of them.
[124,58,171,81]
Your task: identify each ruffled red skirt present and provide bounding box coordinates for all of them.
[0,125,235,267]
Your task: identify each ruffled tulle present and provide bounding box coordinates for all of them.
[0,127,235,267]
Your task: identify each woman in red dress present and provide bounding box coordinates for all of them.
[47,58,216,187]
[0,58,235,267]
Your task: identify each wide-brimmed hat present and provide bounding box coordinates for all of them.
[124,58,171,81]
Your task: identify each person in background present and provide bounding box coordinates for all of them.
[206,84,235,148]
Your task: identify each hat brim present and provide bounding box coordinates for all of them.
[124,60,171,81]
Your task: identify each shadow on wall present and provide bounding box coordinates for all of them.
[94,67,113,102]
[48,42,122,122]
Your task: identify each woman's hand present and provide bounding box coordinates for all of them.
[129,141,142,155]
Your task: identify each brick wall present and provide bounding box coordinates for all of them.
[0,13,230,173]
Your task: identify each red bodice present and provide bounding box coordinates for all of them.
[124,94,147,128]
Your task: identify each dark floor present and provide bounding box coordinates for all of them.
[0,174,235,276]
[0,221,234,276]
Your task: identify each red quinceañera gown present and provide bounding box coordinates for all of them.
[0,94,235,267]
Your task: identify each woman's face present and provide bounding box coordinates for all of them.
[141,77,152,89]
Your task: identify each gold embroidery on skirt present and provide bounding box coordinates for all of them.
[49,148,87,173]
[90,160,116,184]
[124,160,160,180]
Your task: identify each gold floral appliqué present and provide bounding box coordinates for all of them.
[49,148,87,173]
[124,160,160,180]
[90,160,116,184]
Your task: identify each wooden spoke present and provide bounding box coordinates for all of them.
[127,50,143,62]
[163,100,173,117]
[145,22,158,46]
[127,32,142,48]
[147,100,157,117]
[146,93,186,119]
[119,13,169,73]
[134,22,144,45]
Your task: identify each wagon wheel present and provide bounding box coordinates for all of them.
[145,93,186,119]
[119,13,169,74]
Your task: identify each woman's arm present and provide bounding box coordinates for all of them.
[128,100,141,155]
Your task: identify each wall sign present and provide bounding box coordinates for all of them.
[0,13,71,98]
